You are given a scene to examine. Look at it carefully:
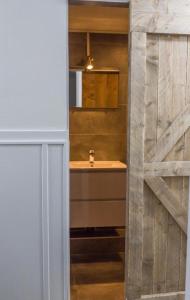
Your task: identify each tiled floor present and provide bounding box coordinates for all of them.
[71,253,125,300]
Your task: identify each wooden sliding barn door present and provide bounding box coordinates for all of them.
[127,1,190,300]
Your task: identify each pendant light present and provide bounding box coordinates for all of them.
[85,32,94,71]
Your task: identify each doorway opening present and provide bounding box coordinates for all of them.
[68,2,129,299]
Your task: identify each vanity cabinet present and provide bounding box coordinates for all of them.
[70,164,126,228]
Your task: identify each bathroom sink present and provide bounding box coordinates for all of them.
[70,161,127,170]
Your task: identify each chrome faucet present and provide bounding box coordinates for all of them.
[89,149,95,166]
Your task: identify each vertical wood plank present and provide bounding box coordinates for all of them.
[165,36,187,292]
[153,201,168,293]
[153,35,172,294]
[185,177,190,300]
[143,183,156,295]
[144,34,159,159]
[157,35,173,141]
[127,31,146,300]
[180,36,190,291]
[143,34,159,295]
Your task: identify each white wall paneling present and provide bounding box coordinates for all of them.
[0,131,70,300]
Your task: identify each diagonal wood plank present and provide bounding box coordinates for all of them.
[146,104,190,162]
[145,177,187,234]
[144,161,190,177]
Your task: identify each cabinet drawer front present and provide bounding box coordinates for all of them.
[70,171,126,200]
[70,200,126,228]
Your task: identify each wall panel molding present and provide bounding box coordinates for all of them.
[0,130,68,144]
[0,130,70,300]
[42,144,50,300]
[69,4,129,33]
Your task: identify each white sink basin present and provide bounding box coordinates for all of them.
[70,161,127,170]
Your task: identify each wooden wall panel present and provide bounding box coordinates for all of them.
[69,5,129,34]
[82,72,119,108]
[69,33,128,162]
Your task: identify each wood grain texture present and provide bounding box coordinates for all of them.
[146,104,190,163]
[143,183,155,295]
[128,33,189,297]
[82,72,119,108]
[145,177,187,235]
[69,33,128,162]
[153,197,168,293]
[145,34,188,295]
[131,13,190,35]
[131,0,190,15]
[143,34,158,295]
[126,31,146,300]
[144,162,190,177]
[160,35,187,292]
[69,5,129,34]
[141,291,185,300]
[70,199,126,228]
[153,35,172,294]
[179,36,190,291]
[131,0,168,13]
[129,2,190,298]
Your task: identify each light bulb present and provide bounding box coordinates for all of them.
[86,56,94,71]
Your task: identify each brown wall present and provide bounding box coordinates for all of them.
[69,33,128,162]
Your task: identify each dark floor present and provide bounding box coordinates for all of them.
[70,229,125,300]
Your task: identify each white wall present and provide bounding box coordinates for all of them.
[0,0,68,130]
[0,1,69,300]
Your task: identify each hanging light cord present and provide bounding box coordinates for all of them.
[85,32,94,71]
[87,32,90,57]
